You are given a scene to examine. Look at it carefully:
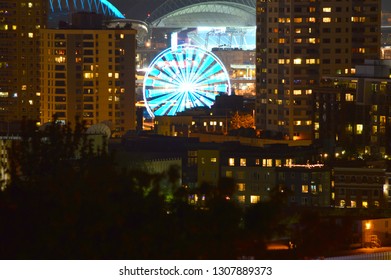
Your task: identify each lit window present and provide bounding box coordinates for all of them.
[263,159,272,167]
[240,158,246,166]
[362,201,368,208]
[255,159,260,165]
[237,183,246,192]
[108,73,113,78]
[250,195,260,204]
[308,38,317,44]
[228,158,235,166]
[28,32,34,38]
[350,200,357,208]
[115,73,119,79]
[302,185,309,193]
[294,58,302,64]
[28,100,33,105]
[345,93,354,101]
[340,200,346,207]
[306,59,317,64]
[323,7,332,12]
[55,56,66,63]
[84,73,94,79]
[356,124,363,135]
[293,90,301,95]
[237,195,245,203]
[322,18,331,23]
[211,157,217,163]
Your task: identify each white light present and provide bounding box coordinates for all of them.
[179,82,195,93]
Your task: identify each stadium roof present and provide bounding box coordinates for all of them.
[146,0,256,28]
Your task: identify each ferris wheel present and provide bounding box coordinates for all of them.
[143,44,231,118]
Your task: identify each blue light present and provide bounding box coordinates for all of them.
[143,44,231,118]
[49,0,124,19]
[96,0,124,18]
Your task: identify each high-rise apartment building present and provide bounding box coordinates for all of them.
[0,0,48,132]
[255,0,380,141]
[315,59,391,158]
[40,14,137,136]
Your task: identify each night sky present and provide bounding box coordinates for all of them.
[108,0,391,21]
[110,0,166,20]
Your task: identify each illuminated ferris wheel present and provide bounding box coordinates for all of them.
[143,44,231,118]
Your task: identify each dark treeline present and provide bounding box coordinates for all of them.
[0,120,356,259]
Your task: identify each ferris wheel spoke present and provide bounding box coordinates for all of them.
[161,54,187,85]
[191,64,225,86]
[154,91,187,116]
[189,90,216,105]
[143,44,231,117]
[150,65,184,87]
[147,91,182,111]
[189,55,215,84]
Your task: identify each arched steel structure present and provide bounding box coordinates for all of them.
[49,0,124,19]
[147,0,255,28]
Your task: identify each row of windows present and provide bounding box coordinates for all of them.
[258,3,377,14]
[52,33,126,40]
[227,158,290,167]
[334,175,383,183]
[337,189,381,196]
[338,200,380,208]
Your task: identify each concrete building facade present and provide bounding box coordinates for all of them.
[0,0,48,132]
[255,0,381,141]
[40,13,137,136]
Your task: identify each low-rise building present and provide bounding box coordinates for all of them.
[333,167,387,208]
[276,164,331,207]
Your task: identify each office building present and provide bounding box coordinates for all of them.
[255,0,381,141]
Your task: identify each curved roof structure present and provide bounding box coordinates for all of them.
[49,0,124,19]
[147,0,256,28]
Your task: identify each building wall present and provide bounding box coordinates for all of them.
[197,149,220,187]
[0,0,48,129]
[333,167,387,208]
[276,165,331,207]
[359,218,391,246]
[0,137,12,190]
[40,26,137,136]
[255,0,381,140]
[316,61,391,157]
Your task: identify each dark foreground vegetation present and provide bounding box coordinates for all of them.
[0,120,374,259]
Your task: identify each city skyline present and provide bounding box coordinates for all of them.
[109,0,391,21]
